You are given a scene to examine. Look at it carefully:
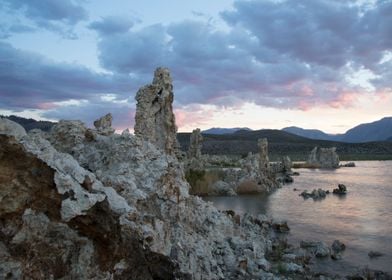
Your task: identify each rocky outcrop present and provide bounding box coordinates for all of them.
[134,67,179,155]
[93,113,115,136]
[0,117,27,140]
[307,146,339,168]
[258,138,269,175]
[188,128,203,159]
[1,117,287,279]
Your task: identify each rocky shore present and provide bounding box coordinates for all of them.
[1,68,390,280]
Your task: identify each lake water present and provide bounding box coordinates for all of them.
[205,161,392,275]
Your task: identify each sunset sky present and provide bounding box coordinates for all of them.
[0,0,391,133]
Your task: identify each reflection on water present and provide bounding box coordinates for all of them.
[205,161,392,275]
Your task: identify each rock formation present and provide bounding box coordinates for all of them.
[258,138,269,175]
[93,113,115,135]
[307,146,339,168]
[134,67,179,155]
[0,70,282,279]
[188,128,203,159]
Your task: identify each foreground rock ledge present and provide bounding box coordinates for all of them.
[0,115,280,279]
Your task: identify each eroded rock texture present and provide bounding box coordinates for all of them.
[0,118,276,278]
[307,146,340,168]
[188,128,203,159]
[134,67,179,155]
[258,138,269,175]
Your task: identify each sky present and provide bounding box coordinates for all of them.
[0,0,391,133]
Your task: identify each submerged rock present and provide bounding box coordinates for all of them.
[300,188,328,200]
[333,184,347,195]
[368,251,384,258]
[300,241,330,258]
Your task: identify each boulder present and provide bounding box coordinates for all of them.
[300,188,328,200]
[209,181,236,196]
[333,184,347,195]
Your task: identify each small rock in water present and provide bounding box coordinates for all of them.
[331,252,342,260]
[331,240,346,253]
[341,162,355,167]
[333,184,347,195]
[292,172,300,176]
[272,221,290,233]
[368,251,384,258]
[300,188,328,200]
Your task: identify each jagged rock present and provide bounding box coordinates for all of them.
[93,113,115,135]
[0,115,278,278]
[134,67,179,155]
[188,128,203,159]
[0,117,26,140]
[333,184,347,195]
[281,156,292,173]
[258,138,269,174]
[307,146,339,168]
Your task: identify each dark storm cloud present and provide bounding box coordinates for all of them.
[88,16,135,36]
[93,18,351,109]
[1,0,88,38]
[221,0,391,69]
[0,42,133,110]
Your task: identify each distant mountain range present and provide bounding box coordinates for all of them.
[282,117,392,143]
[202,127,252,135]
[178,128,392,161]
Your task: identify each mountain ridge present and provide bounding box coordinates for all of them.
[282,117,392,143]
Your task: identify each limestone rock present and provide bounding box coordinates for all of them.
[307,146,339,168]
[0,117,26,140]
[258,138,269,174]
[188,128,203,159]
[134,67,179,155]
[93,113,115,135]
[281,156,292,172]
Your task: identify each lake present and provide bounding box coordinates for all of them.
[205,161,392,275]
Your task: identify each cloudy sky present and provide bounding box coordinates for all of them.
[0,0,391,133]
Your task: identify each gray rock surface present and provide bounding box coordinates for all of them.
[258,138,269,175]
[93,113,115,135]
[134,67,179,155]
[307,146,340,168]
[188,128,203,159]
[0,117,27,140]
[0,119,280,278]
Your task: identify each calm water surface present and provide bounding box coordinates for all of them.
[205,161,392,275]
